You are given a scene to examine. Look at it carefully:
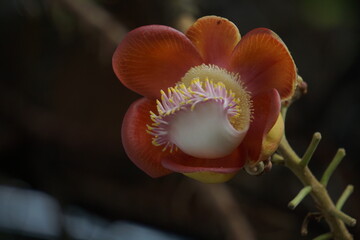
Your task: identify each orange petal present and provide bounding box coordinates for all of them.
[113,25,203,99]
[229,28,297,100]
[241,89,281,164]
[186,16,240,68]
[162,147,245,174]
[122,98,172,177]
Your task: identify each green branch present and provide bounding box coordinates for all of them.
[276,73,355,239]
[277,136,354,240]
[330,209,357,227]
[300,132,321,167]
[288,186,312,209]
[320,149,346,187]
[336,185,354,210]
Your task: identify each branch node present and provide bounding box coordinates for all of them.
[288,186,312,210]
[330,208,357,227]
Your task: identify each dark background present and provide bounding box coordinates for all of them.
[0,0,359,239]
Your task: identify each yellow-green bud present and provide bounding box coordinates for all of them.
[259,114,284,161]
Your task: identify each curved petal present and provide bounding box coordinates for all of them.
[186,16,241,68]
[241,89,281,164]
[113,25,203,99]
[122,98,172,177]
[229,28,297,100]
[162,147,245,174]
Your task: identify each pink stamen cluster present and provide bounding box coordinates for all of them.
[147,78,241,152]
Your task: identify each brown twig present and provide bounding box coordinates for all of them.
[301,212,322,236]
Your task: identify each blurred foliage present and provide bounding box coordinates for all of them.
[301,0,357,29]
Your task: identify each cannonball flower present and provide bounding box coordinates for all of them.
[113,16,297,183]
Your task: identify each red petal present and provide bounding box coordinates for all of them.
[186,16,241,68]
[229,28,297,100]
[122,98,172,177]
[242,89,281,164]
[162,148,245,174]
[113,25,203,99]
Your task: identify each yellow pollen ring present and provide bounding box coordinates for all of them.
[180,64,252,131]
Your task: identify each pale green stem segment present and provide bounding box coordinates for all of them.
[313,232,332,240]
[272,153,284,165]
[281,106,288,120]
[300,132,322,167]
[336,185,354,210]
[330,209,357,227]
[288,186,312,209]
[320,148,346,187]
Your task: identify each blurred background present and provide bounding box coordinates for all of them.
[0,0,359,239]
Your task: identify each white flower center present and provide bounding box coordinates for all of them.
[147,64,252,159]
[170,100,245,158]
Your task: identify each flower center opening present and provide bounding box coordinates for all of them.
[147,64,252,159]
